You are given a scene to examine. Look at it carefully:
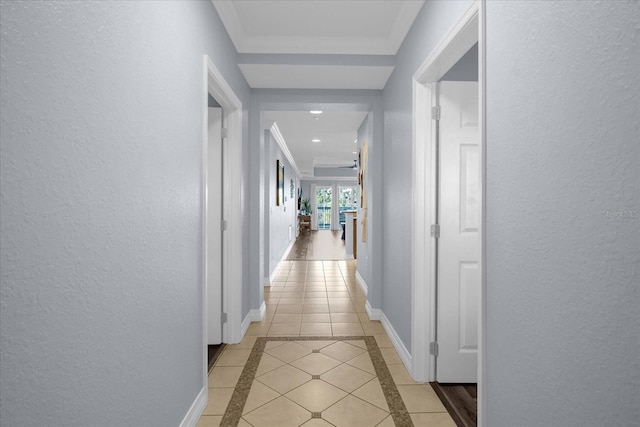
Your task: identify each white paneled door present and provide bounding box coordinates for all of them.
[206,107,223,345]
[436,81,480,383]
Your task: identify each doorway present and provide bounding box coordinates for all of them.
[436,80,480,383]
[201,55,244,401]
[316,186,332,230]
[206,105,223,349]
[411,2,484,425]
[338,185,358,227]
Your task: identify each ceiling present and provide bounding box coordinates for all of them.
[264,111,367,177]
[212,0,425,178]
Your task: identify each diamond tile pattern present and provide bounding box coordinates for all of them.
[257,364,311,394]
[290,352,342,375]
[321,363,375,393]
[322,395,388,427]
[199,259,457,427]
[285,380,347,411]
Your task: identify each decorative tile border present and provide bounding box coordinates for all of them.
[219,336,414,427]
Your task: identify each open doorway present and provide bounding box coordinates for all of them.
[315,186,332,230]
[431,78,479,426]
[202,55,244,381]
[206,101,224,369]
[338,185,358,226]
[411,3,484,426]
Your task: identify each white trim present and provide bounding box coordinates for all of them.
[203,53,244,354]
[310,183,318,230]
[241,311,252,337]
[355,270,368,296]
[212,0,424,55]
[179,386,207,427]
[249,302,267,322]
[413,3,479,83]
[380,311,413,376]
[267,239,296,285]
[478,2,487,426]
[269,122,301,178]
[242,302,266,338]
[410,0,480,386]
[365,301,381,321]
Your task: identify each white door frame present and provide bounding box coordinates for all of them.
[202,55,243,380]
[411,0,485,424]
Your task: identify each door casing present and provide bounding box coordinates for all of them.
[202,55,243,385]
[411,0,486,425]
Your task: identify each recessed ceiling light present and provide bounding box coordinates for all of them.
[352,151,357,154]
[353,139,358,143]
[312,139,321,143]
[310,110,323,115]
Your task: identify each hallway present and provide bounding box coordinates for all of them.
[287,230,348,261]
[198,255,455,426]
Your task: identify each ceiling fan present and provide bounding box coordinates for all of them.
[338,160,358,169]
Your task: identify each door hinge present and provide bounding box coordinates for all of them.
[221,219,228,231]
[431,105,441,121]
[430,224,440,239]
[221,313,227,323]
[221,127,228,139]
[429,341,439,356]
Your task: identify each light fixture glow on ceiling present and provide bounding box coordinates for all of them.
[312,139,321,143]
[310,110,323,115]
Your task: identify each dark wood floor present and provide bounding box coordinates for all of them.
[431,382,477,427]
[286,229,346,260]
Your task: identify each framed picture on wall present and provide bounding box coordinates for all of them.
[276,160,285,206]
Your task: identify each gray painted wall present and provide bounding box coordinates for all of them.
[0,1,250,425]
[381,0,473,352]
[440,43,478,82]
[355,113,373,289]
[485,1,639,425]
[267,131,298,278]
[314,167,358,178]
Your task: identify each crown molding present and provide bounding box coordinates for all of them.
[269,122,301,178]
[213,0,424,55]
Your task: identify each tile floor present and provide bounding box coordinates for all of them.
[198,260,455,427]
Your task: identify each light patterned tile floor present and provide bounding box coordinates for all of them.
[198,260,455,427]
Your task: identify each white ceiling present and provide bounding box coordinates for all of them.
[238,64,394,90]
[213,0,424,178]
[213,0,424,56]
[264,111,367,177]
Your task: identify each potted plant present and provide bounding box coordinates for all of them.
[301,198,312,215]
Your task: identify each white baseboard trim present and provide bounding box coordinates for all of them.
[365,300,381,321]
[355,270,368,296]
[251,301,266,321]
[380,311,413,375]
[268,240,296,285]
[179,386,207,427]
[282,239,295,261]
[240,312,252,341]
[239,302,266,344]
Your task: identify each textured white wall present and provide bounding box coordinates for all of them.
[0,1,249,425]
[485,1,639,425]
